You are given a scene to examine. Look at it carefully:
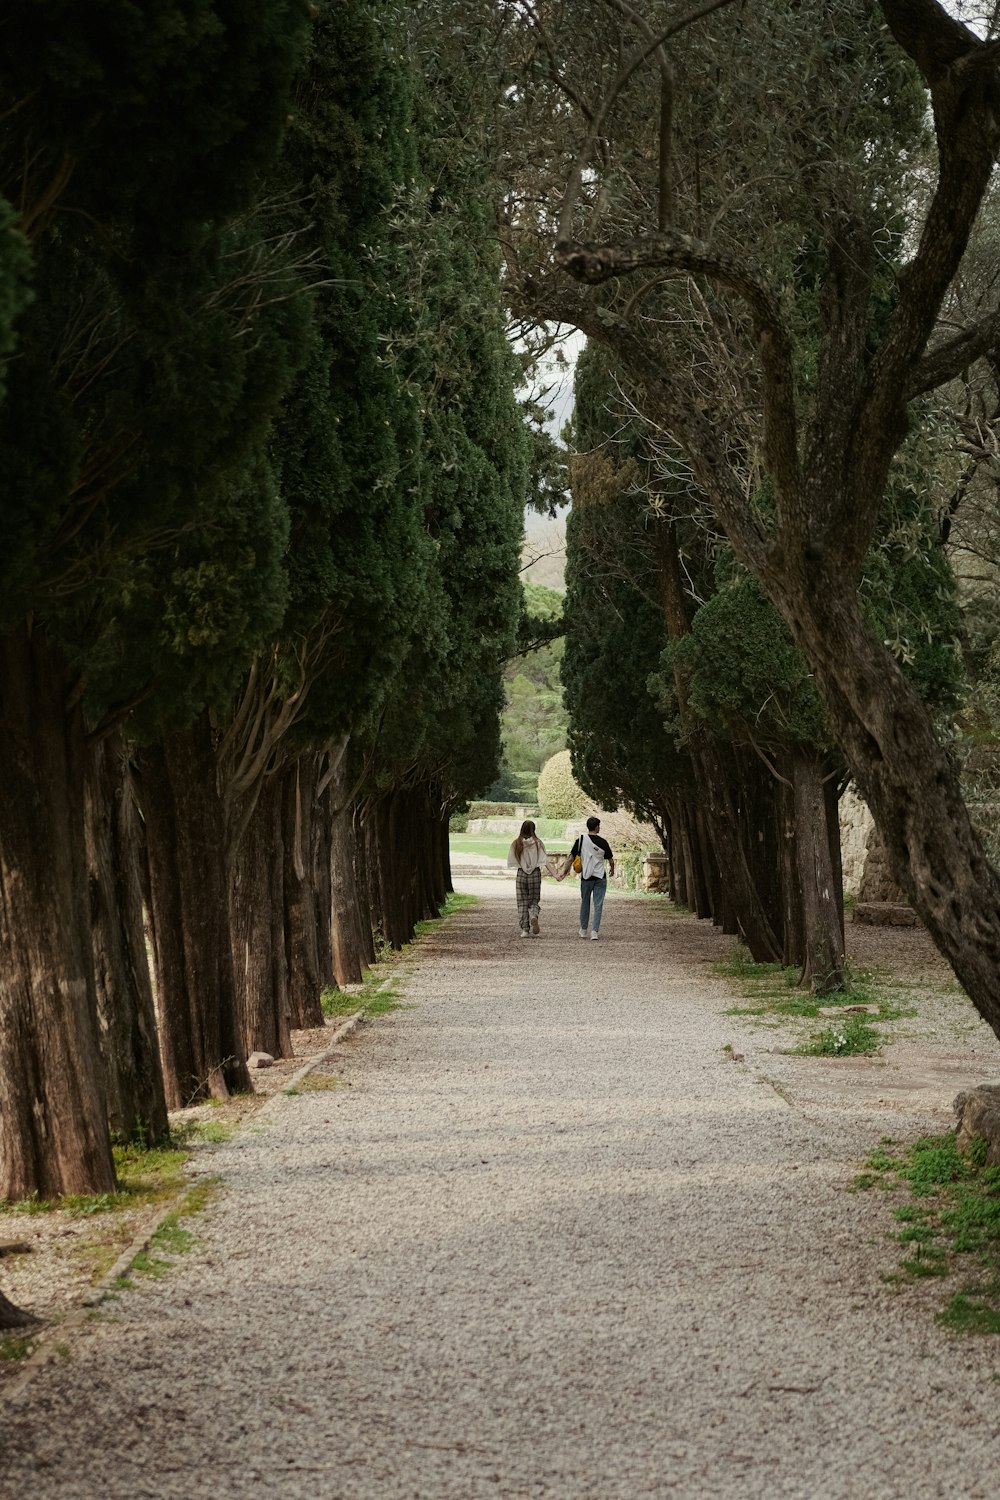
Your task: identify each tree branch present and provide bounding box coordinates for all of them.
[554,231,801,506]
[908,308,1000,397]
[553,0,740,242]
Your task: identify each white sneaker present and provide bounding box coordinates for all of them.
[579,928,587,939]
[520,930,530,938]
[590,931,600,941]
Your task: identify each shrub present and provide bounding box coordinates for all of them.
[537,750,589,819]
[590,809,660,851]
[467,800,530,818]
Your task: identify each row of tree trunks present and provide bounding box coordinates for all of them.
[655,519,846,981]
[136,716,251,1110]
[0,618,456,1222]
[652,737,846,987]
[0,623,117,1199]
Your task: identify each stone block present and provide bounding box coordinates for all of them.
[955,1085,1000,1164]
[852,902,917,927]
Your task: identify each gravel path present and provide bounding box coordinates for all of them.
[5,883,1000,1499]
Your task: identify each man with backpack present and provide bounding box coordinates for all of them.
[557,816,615,940]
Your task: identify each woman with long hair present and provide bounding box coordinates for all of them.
[506,819,553,938]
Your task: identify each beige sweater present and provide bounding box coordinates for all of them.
[507,836,549,874]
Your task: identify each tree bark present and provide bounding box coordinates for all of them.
[329,764,367,986]
[778,778,804,971]
[229,777,291,1058]
[136,716,251,1109]
[0,622,117,1200]
[313,764,335,994]
[773,583,1000,1021]
[0,1286,40,1330]
[281,757,323,1029]
[790,751,846,994]
[85,731,168,1145]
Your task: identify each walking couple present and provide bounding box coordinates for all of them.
[507,816,615,940]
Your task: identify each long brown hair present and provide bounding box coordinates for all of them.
[513,819,536,862]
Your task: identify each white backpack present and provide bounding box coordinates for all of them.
[580,832,605,880]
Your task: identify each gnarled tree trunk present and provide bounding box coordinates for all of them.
[0,622,116,1200]
[781,584,1000,1027]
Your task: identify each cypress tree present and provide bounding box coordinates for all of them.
[0,0,310,1196]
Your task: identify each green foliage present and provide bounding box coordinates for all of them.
[799,1015,881,1056]
[341,6,527,811]
[855,1132,1000,1330]
[537,749,588,819]
[502,667,568,776]
[562,345,695,826]
[664,574,830,755]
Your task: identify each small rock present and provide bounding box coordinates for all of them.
[247,1051,274,1069]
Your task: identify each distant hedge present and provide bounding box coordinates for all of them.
[467,800,538,818]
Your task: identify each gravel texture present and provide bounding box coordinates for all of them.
[4,882,1000,1499]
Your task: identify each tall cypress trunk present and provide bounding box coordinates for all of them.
[313,763,335,993]
[657,521,781,959]
[779,777,805,970]
[354,803,378,969]
[738,751,785,952]
[229,778,290,1058]
[136,716,251,1109]
[826,774,846,939]
[329,769,366,986]
[791,752,846,994]
[0,623,117,1199]
[85,731,168,1145]
[281,757,323,1029]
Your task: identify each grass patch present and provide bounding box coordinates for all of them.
[716,942,910,1051]
[448,835,512,860]
[798,1013,881,1056]
[291,1072,343,1093]
[150,1214,195,1258]
[854,1131,1000,1331]
[320,891,474,1021]
[1,1141,190,1219]
[128,1249,173,1280]
[716,946,795,983]
[320,987,360,1018]
[0,1334,34,1361]
[111,1179,217,1293]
